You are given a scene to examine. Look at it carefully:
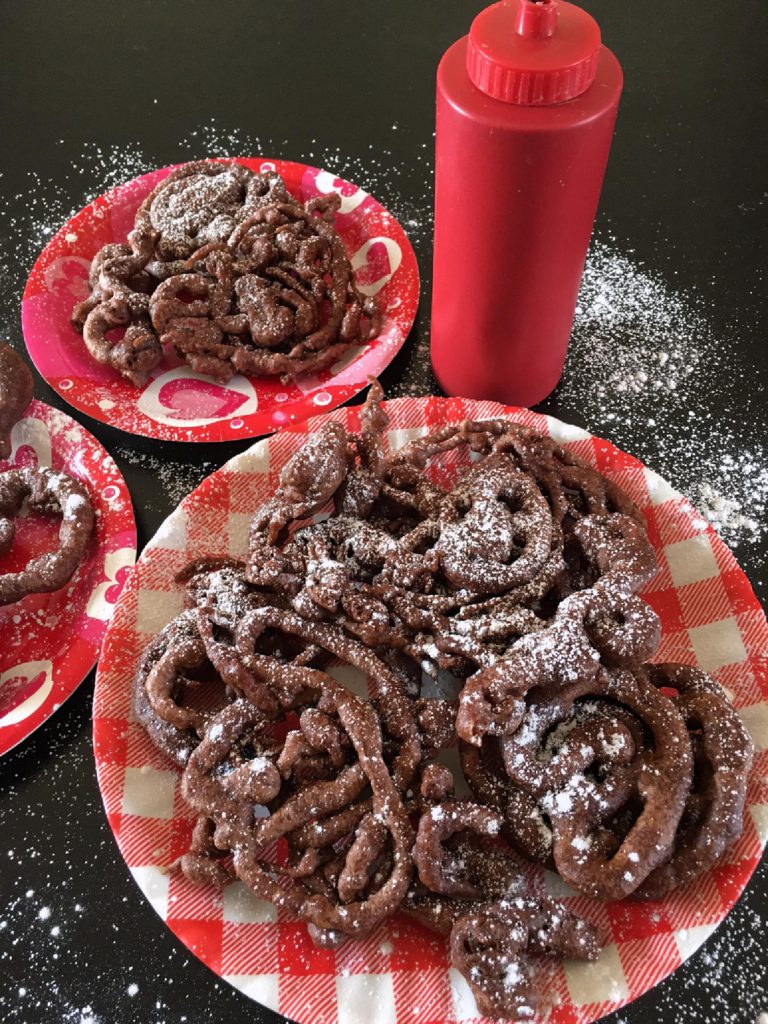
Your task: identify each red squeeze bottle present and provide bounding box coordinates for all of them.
[431,0,622,406]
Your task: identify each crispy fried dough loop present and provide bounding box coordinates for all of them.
[0,466,94,606]
[129,390,755,1021]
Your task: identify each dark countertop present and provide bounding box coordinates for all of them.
[0,1,765,1022]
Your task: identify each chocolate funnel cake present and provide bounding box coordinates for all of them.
[0,346,95,605]
[132,384,753,1020]
[72,161,381,386]
[0,466,95,606]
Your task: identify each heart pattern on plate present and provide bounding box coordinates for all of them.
[136,367,258,427]
[0,660,54,725]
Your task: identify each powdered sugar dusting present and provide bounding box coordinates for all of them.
[115,447,216,509]
[561,241,767,572]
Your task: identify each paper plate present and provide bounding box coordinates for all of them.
[1,399,136,756]
[92,396,767,1024]
[22,158,420,442]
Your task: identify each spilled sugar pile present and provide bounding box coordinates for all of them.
[114,447,217,511]
[562,241,767,568]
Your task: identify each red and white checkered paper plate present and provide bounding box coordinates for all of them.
[1,399,136,756]
[22,158,419,442]
[92,396,768,1024]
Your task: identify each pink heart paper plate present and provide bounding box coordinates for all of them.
[92,397,767,1024]
[1,399,136,756]
[21,158,420,442]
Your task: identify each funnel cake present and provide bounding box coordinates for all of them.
[0,465,94,606]
[72,161,381,385]
[131,384,753,1020]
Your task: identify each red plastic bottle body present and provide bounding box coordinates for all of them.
[431,33,622,406]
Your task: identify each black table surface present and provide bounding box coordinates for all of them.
[0,1,766,1022]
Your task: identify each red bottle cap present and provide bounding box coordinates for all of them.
[466,0,601,106]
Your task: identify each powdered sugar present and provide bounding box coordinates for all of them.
[561,241,767,572]
[696,476,762,542]
[503,961,523,989]
[115,447,216,509]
